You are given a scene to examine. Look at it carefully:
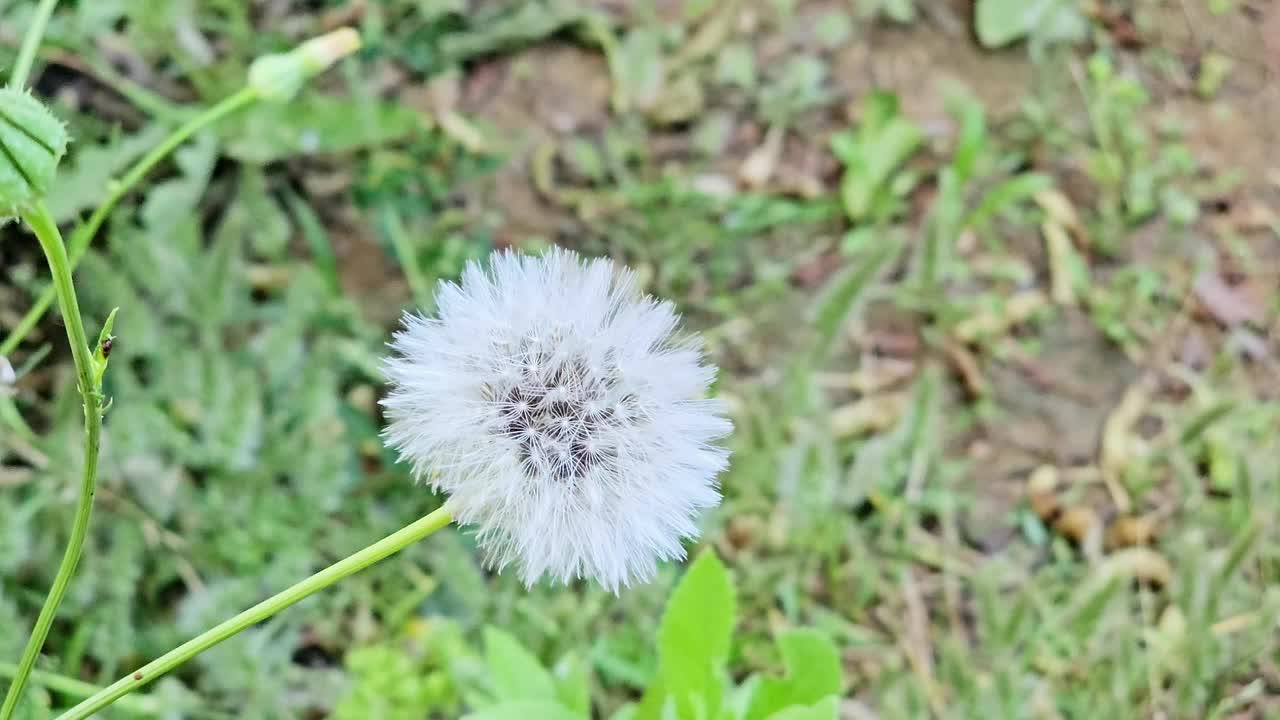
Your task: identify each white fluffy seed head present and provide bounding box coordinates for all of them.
[382,248,732,592]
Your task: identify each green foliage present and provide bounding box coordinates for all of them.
[334,551,844,720]
[3,2,1278,719]
[0,591,25,660]
[44,125,168,223]
[742,630,841,720]
[973,0,1086,49]
[334,643,459,720]
[758,56,830,127]
[484,627,558,702]
[810,238,901,363]
[831,92,922,226]
[918,91,1049,292]
[858,0,916,24]
[0,89,68,219]
[223,94,420,164]
[465,702,584,720]
[639,550,736,720]
[1077,53,1199,245]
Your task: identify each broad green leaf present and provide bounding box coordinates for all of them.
[840,118,921,221]
[861,91,899,134]
[223,94,419,164]
[648,550,735,719]
[464,700,585,720]
[833,92,921,223]
[764,697,839,720]
[484,626,558,702]
[744,629,842,720]
[659,551,735,675]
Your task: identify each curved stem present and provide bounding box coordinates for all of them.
[0,201,102,720]
[55,507,454,720]
[7,0,59,88]
[0,87,258,357]
[0,664,158,717]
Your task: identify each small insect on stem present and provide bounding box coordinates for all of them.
[101,337,114,359]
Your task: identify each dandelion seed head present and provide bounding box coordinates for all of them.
[382,248,732,591]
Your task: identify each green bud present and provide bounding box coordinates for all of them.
[248,27,362,103]
[247,54,304,104]
[0,88,69,220]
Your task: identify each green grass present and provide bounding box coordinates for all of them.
[2,1,1278,718]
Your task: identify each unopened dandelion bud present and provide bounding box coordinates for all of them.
[0,88,68,221]
[383,249,733,592]
[248,27,362,103]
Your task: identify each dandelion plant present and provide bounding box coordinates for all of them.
[383,249,733,591]
[3,7,733,719]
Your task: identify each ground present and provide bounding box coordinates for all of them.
[1,1,1278,718]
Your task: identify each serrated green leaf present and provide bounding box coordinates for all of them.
[484,626,558,702]
[46,123,169,222]
[744,629,842,720]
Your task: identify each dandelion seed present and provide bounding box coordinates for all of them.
[382,248,732,591]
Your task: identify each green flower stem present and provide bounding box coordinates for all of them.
[0,664,158,717]
[0,201,103,720]
[7,0,59,88]
[0,87,258,357]
[55,507,455,720]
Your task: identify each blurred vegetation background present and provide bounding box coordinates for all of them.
[1,0,1278,717]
